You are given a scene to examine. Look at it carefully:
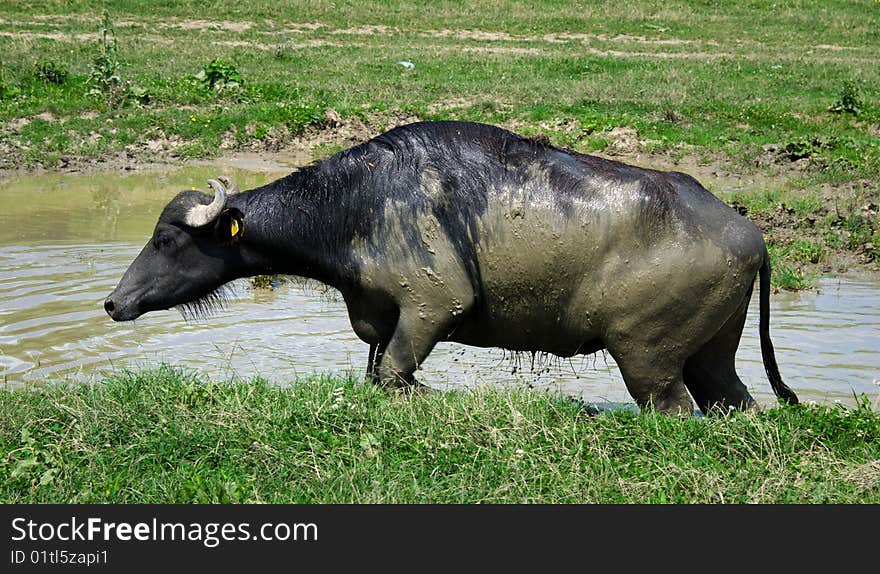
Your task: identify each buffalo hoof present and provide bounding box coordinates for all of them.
[392,379,435,396]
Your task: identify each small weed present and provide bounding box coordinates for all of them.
[5,426,62,489]
[196,59,243,92]
[823,229,845,249]
[767,243,814,290]
[828,80,863,116]
[661,106,684,124]
[34,61,68,85]
[783,136,841,161]
[87,11,127,108]
[790,239,825,264]
[844,214,880,260]
[0,82,15,99]
[279,101,325,133]
[270,25,294,60]
[774,263,812,291]
[249,122,269,140]
[788,195,823,215]
[0,80,17,100]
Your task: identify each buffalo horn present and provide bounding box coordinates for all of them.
[217,175,239,194]
[184,179,228,227]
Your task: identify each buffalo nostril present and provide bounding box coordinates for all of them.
[104,299,115,315]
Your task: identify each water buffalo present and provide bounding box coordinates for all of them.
[105,120,798,414]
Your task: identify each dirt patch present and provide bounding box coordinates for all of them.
[424,29,516,42]
[6,112,66,133]
[581,46,730,60]
[162,19,253,32]
[30,14,97,23]
[190,151,305,173]
[219,126,237,150]
[814,43,857,51]
[461,45,543,55]
[427,96,492,114]
[0,30,100,42]
[604,126,641,156]
[212,38,337,51]
[19,15,308,31]
[331,25,395,36]
[6,117,31,132]
[544,32,715,46]
[423,29,714,48]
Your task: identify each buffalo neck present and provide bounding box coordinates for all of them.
[230,161,363,289]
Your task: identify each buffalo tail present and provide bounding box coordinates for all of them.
[759,248,799,405]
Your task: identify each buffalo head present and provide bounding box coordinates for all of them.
[104,176,254,321]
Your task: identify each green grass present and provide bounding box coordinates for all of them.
[1,2,878,171]
[2,366,879,503]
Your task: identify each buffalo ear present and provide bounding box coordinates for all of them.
[215,208,244,243]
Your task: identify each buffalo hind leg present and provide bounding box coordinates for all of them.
[611,351,693,415]
[683,294,756,414]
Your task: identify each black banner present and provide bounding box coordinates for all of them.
[1,505,875,570]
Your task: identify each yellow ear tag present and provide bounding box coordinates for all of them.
[230,218,241,237]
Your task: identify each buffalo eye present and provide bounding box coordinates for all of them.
[153,230,175,250]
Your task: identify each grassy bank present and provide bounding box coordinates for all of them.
[0,1,878,283]
[1,366,878,503]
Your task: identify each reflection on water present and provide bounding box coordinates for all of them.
[1,169,878,407]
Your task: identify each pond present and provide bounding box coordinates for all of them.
[1,166,878,408]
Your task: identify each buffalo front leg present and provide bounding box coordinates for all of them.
[373,310,445,390]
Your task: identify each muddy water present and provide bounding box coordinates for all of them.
[1,168,878,407]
